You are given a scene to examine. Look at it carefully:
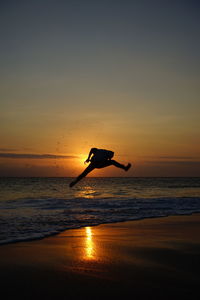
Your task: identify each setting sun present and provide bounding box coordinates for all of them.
[78,155,87,167]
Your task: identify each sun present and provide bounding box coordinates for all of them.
[79,154,86,165]
[75,154,87,169]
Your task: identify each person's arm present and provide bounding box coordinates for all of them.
[84,148,96,164]
[107,150,114,160]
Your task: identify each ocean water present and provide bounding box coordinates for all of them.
[0,177,200,245]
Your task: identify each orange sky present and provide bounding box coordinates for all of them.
[0,1,200,177]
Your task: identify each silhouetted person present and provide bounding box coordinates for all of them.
[69,148,131,187]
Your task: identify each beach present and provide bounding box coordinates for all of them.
[0,213,200,300]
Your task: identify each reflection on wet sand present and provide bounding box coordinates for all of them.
[84,227,95,260]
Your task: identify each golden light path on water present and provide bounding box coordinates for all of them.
[75,185,97,199]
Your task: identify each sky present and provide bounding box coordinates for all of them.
[0,0,200,177]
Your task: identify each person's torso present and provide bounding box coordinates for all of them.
[91,149,114,162]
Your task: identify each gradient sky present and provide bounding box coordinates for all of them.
[0,0,200,177]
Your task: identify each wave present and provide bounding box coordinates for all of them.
[1,196,200,246]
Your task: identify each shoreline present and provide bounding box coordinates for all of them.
[1,213,200,299]
[1,211,200,247]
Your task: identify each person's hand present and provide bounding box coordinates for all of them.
[84,159,90,164]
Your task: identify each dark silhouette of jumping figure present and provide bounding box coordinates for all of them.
[69,148,131,187]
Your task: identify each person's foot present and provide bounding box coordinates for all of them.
[125,163,131,171]
[69,181,76,188]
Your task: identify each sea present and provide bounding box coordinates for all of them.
[0,177,200,245]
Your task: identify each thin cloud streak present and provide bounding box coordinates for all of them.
[0,148,18,152]
[158,156,200,160]
[143,155,199,160]
[0,153,78,159]
[145,160,200,165]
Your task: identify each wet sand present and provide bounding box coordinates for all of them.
[0,214,200,299]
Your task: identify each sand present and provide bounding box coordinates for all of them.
[0,214,200,300]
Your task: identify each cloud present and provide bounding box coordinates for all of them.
[145,160,200,165]
[157,156,199,160]
[144,155,199,160]
[0,152,78,159]
[0,148,18,152]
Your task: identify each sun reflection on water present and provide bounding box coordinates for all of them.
[75,186,97,199]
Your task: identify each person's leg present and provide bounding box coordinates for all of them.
[110,160,131,171]
[96,160,131,171]
[69,164,95,187]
